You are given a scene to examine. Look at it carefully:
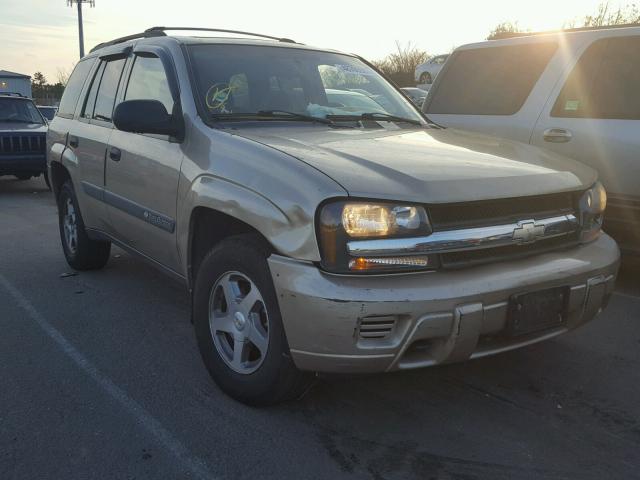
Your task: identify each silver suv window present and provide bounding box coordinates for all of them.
[425,43,557,116]
[552,36,640,120]
[82,58,126,123]
[125,55,174,114]
[188,44,424,123]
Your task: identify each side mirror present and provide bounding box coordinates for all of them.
[113,100,182,138]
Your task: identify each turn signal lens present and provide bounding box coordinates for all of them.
[580,181,607,215]
[349,255,431,271]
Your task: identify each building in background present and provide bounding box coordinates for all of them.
[0,70,32,97]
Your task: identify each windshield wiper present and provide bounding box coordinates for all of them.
[209,111,336,125]
[326,112,424,126]
[256,110,335,125]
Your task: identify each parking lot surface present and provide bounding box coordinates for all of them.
[1,177,639,480]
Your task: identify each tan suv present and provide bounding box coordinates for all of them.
[47,27,619,405]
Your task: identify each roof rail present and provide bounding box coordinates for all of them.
[90,26,296,53]
[491,22,640,40]
[0,92,27,98]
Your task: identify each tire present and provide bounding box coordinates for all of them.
[419,72,432,84]
[15,175,32,180]
[43,171,51,190]
[57,180,111,270]
[193,234,312,405]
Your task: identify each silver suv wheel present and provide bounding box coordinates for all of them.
[209,271,269,374]
[63,197,78,255]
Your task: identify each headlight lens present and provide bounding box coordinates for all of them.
[342,204,425,237]
[579,182,607,242]
[318,200,434,273]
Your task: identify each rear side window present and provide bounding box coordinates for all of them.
[552,36,640,120]
[57,58,95,118]
[93,58,126,122]
[124,55,174,113]
[426,43,557,115]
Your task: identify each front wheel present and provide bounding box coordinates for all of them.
[58,180,111,270]
[193,234,312,405]
[419,72,432,84]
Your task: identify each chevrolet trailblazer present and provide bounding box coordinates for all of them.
[47,27,619,405]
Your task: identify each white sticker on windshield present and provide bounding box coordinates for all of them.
[333,64,375,76]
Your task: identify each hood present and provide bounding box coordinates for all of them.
[0,122,47,133]
[232,125,596,204]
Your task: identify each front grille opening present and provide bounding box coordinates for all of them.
[0,134,46,154]
[429,192,578,231]
[440,233,580,269]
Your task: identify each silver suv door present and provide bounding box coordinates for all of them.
[68,56,127,232]
[531,35,640,251]
[105,49,184,272]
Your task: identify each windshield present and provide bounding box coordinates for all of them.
[0,98,44,124]
[188,44,426,125]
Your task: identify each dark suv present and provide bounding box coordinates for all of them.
[0,93,48,183]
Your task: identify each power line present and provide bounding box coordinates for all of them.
[67,0,95,58]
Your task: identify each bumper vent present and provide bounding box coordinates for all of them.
[0,134,46,155]
[358,315,397,339]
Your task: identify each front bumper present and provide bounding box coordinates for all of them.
[268,234,620,373]
[0,154,46,175]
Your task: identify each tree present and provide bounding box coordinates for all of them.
[32,71,47,86]
[56,67,72,87]
[581,1,640,27]
[486,21,526,40]
[372,41,429,87]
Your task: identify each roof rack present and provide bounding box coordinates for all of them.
[491,22,640,40]
[90,26,296,53]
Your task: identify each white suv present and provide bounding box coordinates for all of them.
[423,26,640,254]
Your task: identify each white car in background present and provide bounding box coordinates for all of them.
[423,25,640,255]
[414,54,449,84]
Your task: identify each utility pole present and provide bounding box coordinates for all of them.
[68,0,95,58]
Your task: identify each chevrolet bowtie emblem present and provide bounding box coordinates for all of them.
[512,220,545,244]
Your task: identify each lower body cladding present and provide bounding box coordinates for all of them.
[268,234,619,373]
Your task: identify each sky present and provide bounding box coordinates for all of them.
[0,0,625,82]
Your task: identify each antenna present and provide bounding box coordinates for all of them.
[67,0,95,58]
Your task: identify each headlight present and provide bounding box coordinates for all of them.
[579,181,607,242]
[318,200,435,273]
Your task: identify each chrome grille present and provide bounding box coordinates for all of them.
[0,134,46,155]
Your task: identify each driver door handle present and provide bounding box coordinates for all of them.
[543,128,572,143]
[109,146,122,162]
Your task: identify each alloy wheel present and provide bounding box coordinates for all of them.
[208,271,270,374]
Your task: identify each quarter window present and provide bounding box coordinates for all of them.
[425,43,557,115]
[57,58,95,118]
[552,36,640,120]
[125,55,174,113]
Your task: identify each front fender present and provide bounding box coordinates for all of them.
[177,174,323,274]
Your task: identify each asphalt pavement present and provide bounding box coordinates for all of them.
[1,176,639,480]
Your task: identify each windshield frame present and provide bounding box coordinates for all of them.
[183,42,434,128]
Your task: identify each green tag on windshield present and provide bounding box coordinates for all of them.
[565,100,580,111]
